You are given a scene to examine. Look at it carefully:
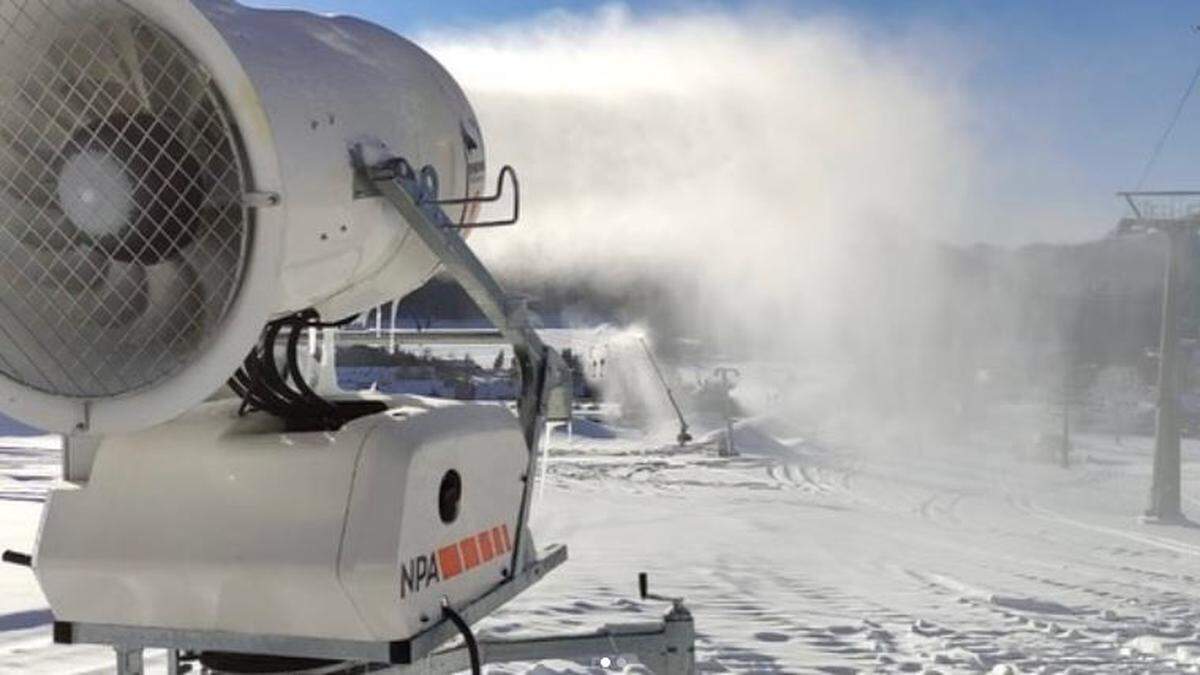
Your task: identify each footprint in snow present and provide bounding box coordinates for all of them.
[910,619,953,637]
[482,622,522,635]
[611,598,643,613]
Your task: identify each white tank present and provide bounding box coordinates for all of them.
[36,399,528,641]
[0,0,486,434]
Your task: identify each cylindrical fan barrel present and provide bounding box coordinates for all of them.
[0,0,486,434]
[0,0,249,402]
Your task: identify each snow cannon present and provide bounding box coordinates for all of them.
[0,1,694,672]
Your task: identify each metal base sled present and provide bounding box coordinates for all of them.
[54,540,696,672]
[54,546,565,669]
[54,544,695,674]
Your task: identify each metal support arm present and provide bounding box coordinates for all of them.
[351,151,568,442]
[352,149,571,576]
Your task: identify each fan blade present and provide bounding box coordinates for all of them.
[111,18,152,113]
[178,229,240,329]
[33,247,111,295]
[0,97,64,212]
[63,17,143,119]
[134,257,205,347]
[89,260,149,329]
[4,52,84,152]
[138,24,207,147]
[0,195,76,253]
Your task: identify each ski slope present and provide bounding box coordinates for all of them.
[2,415,1200,672]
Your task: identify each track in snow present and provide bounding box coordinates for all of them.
[4,429,1200,672]
[525,430,1200,672]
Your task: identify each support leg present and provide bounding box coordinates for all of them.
[661,602,697,675]
[115,647,143,675]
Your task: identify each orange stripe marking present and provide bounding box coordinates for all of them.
[460,536,481,570]
[438,545,463,579]
[478,530,495,561]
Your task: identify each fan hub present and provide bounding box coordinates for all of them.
[56,150,135,241]
[59,113,205,264]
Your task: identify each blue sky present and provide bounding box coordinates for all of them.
[242,1,1200,241]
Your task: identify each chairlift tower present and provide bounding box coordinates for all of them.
[1115,191,1200,524]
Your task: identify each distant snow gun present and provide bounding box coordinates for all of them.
[639,337,693,446]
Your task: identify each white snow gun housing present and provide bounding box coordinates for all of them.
[0,0,695,673]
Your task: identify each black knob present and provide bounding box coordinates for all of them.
[2,550,32,568]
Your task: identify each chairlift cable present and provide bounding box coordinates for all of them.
[1136,30,1200,189]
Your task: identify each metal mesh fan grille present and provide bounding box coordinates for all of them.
[0,0,251,398]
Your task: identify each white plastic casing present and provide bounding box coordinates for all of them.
[34,401,527,641]
[0,0,486,434]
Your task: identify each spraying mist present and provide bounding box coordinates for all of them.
[420,6,1153,439]
[424,5,974,338]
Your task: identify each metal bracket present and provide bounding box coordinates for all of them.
[434,165,520,229]
[242,191,281,208]
[1115,190,1200,234]
[355,158,519,229]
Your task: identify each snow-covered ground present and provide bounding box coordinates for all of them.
[509,421,1200,673]
[4,419,1200,673]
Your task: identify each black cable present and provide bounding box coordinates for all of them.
[300,312,361,329]
[238,315,318,418]
[255,320,306,405]
[284,321,338,418]
[225,309,368,428]
[281,317,341,426]
[442,605,481,675]
[1137,48,1200,189]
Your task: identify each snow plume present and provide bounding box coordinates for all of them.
[593,327,684,436]
[422,7,1041,435]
